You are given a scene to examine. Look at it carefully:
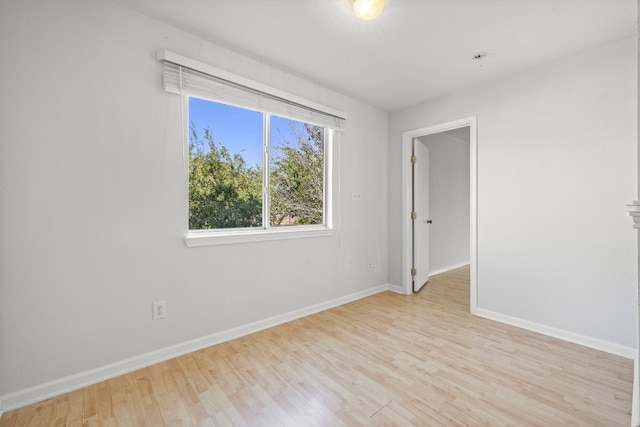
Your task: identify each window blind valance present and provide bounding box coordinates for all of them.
[158,50,346,131]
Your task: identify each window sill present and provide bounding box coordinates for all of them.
[184,226,334,247]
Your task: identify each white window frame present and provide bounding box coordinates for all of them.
[157,50,343,247]
[185,103,335,247]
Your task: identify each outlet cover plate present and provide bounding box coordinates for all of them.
[152,301,166,320]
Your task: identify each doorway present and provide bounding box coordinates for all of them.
[401,117,478,314]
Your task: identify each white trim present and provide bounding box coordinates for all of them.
[401,117,478,316]
[475,308,636,360]
[157,49,346,122]
[185,227,333,247]
[428,262,470,278]
[386,284,405,294]
[0,284,395,412]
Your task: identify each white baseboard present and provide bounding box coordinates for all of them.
[1,284,393,413]
[386,283,404,294]
[475,308,636,360]
[429,262,470,278]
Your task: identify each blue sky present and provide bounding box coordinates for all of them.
[189,97,300,167]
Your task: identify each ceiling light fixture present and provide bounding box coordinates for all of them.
[353,0,385,20]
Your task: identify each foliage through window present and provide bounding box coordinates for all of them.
[188,97,326,231]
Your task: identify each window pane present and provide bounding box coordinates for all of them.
[269,115,325,227]
[188,98,263,229]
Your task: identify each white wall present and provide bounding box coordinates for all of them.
[0,0,388,401]
[389,37,638,349]
[419,130,470,273]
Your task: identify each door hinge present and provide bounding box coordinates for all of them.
[411,268,417,276]
[411,211,417,220]
[411,155,417,164]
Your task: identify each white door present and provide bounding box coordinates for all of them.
[413,139,430,292]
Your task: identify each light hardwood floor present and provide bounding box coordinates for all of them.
[0,266,633,426]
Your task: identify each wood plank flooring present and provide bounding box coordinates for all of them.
[0,266,633,426]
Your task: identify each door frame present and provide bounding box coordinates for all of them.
[401,116,478,314]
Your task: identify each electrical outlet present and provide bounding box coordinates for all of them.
[367,261,373,271]
[152,301,166,320]
[351,191,362,201]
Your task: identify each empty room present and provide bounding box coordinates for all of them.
[0,0,638,425]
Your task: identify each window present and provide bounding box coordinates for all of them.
[157,49,345,246]
[188,98,326,231]
[269,115,326,228]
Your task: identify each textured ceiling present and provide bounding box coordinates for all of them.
[113,0,636,112]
